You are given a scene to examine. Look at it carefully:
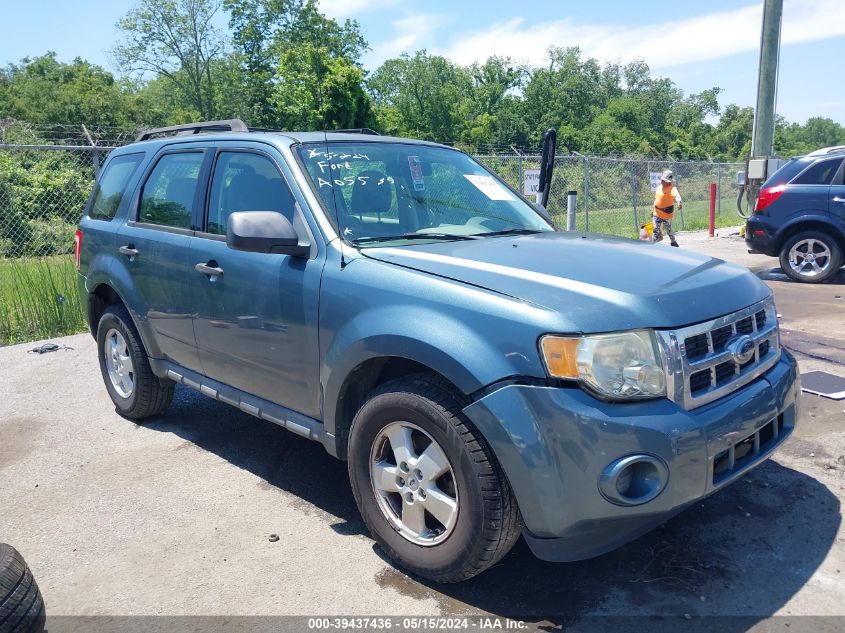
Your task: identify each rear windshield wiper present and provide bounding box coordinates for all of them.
[470,228,545,237]
[351,233,479,245]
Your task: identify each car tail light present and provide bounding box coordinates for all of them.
[754,184,786,213]
[74,229,82,269]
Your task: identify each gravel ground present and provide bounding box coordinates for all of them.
[1,230,844,630]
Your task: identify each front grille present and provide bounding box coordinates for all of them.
[685,333,709,360]
[660,298,781,410]
[710,325,733,351]
[714,361,735,384]
[713,415,785,484]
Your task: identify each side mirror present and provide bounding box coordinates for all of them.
[226,211,309,257]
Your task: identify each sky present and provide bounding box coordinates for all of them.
[0,0,843,125]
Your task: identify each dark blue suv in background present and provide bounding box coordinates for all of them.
[746,145,845,283]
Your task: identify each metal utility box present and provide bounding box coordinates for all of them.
[748,158,787,181]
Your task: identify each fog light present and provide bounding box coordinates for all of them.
[615,466,633,496]
[599,454,669,506]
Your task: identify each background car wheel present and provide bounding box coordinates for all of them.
[348,374,521,583]
[0,544,45,633]
[97,304,174,420]
[779,231,843,283]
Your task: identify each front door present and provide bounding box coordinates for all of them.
[188,146,323,419]
[829,158,845,225]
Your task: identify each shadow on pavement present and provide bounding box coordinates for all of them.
[757,266,845,284]
[144,387,840,630]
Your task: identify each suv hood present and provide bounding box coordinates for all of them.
[362,232,770,332]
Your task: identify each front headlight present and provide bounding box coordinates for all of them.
[540,330,666,400]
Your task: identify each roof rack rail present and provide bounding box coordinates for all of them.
[334,128,380,135]
[807,145,845,156]
[135,119,249,142]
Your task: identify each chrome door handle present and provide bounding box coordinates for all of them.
[195,262,224,278]
[119,245,139,258]
[833,196,845,204]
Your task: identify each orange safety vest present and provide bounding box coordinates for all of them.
[654,184,680,220]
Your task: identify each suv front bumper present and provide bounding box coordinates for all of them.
[462,351,799,562]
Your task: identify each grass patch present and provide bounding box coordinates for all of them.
[552,197,743,238]
[0,256,86,346]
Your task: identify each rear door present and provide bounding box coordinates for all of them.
[188,143,323,418]
[116,148,209,372]
[784,156,843,218]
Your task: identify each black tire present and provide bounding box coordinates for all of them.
[348,375,521,583]
[778,231,843,284]
[0,544,45,633]
[97,304,174,419]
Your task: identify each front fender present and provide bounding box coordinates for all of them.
[320,303,547,438]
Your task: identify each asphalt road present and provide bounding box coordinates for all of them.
[1,232,844,630]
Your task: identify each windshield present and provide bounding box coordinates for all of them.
[296,141,553,246]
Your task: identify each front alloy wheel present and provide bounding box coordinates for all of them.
[370,421,458,546]
[348,375,521,583]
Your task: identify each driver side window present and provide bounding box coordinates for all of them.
[206,152,296,235]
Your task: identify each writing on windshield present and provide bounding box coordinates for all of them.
[297,142,551,246]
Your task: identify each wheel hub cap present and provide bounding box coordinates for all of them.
[369,421,459,546]
[789,238,831,278]
[104,328,134,399]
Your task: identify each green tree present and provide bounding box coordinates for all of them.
[0,53,141,127]
[224,0,367,127]
[273,42,372,129]
[113,0,226,120]
[369,51,471,141]
[715,104,753,160]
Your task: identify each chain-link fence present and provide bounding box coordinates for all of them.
[0,130,747,259]
[0,144,119,257]
[477,155,745,237]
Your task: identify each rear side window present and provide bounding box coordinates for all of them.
[763,159,805,186]
[206,152,296,235]
[792,157,844,185]
[90,153,144,220]
[138,152,204,228]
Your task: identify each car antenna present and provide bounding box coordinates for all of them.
[323,126,347,268]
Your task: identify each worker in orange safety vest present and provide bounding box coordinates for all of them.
[652,170,682,247]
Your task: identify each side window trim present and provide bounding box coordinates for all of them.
[128,147,208,234]
[196,147,300,239]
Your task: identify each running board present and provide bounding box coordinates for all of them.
[155,360,330,448]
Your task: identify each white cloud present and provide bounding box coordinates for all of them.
[318,0,400,19]
[438,0,845,70]
[366,13,445,66]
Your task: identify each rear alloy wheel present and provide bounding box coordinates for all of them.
[348,375,521,583]
[97,304,174,420]
[779,231,843,283]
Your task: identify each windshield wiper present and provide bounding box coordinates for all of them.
[351,233,479,245]
[470,228,545,238]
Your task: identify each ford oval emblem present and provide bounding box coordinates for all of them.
[728,335,755,365]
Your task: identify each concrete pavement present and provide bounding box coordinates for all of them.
[1,231,844,628]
